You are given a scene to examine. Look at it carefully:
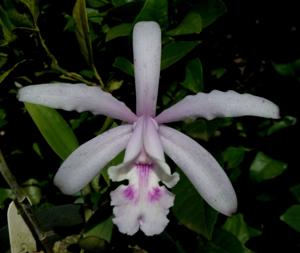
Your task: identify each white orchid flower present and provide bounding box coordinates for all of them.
[18,21,279,236]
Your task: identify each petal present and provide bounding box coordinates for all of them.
[133,22,161,117]
[123,117,144,162]
[143,117,164,161]
[18,83,137,123]
[54,125,132,194]
[152,159,180,188]
[111,163,174,236]
[143,117,179,187]
[156,90,279,123]
[159,125,237,216]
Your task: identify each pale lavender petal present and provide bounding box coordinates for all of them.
[133,22,161,117]
[156,90,279,123]
[159,125,237,216]
[54,125,132,194]
[111,163,174,236]
[123,117,143,162]
[143,117,164,161]
[152,159,179,188]
[18,83,137,123]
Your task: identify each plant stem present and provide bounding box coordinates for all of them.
[0,150,57,253]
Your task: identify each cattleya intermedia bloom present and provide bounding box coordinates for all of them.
[18,21,279,236]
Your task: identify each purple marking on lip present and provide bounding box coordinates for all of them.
[123,186,135,200]
[148,187,162,202]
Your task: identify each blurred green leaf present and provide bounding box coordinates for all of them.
[161,41,198,70]
[105,23,132,41]
[135,0,168,27]
[280,205,300,233]
[107,79,123,92]
[22,178,42,205]
[173,172,217,239]
[79,236,106,252]
[249,152,287,182]
[273,59,300,77]
[167,12,202,36]
[0,108,7,128]
[211,67,227,79]
[85,217,113,242]
[0,188,14,208]
[87,0,107,7]
[196,0,227,28]
[222,147,246,170]
[273,62,294,76]
[73,0,94,65]
[112,0,134,7]
[266,116,297,135]
[25,103,79,160]
[86,8,103,24]
[0,4,17,45]
[182,118,232,142]
[181,58,204,93]
[223,214,258,252]
[0,60,26,84]
[204,228,245,253]
[35,204,84,229]
[19,0,39,23]
[113,57,134,76]
[290,184,300,202]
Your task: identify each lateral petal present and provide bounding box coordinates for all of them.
[18,83,137,123]
[159,125,237,216]
[133,22,161,117]
[156,90,279,123]
[54,125,132,194]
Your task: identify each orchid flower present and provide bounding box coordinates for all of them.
[18,21,279,236]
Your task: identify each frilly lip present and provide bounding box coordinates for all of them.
[110,159,175,236]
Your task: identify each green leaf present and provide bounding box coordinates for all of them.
[0,5,17,44]
[266,116,297,135]
[135,0,168,27]
[167,12,202,36]
[181,58,204,93]
[25,103,79,160]
[222,147,246,170]
[249,152,287,182]
[173,172,217,239]
[85,217,113,242]
[86,8,103,24]
[87,0,108,8]
[112,0,134,7]
[280,205,300,233]
[107,79,123,92]
[22,179,42,205]
[78,236,106,252]
[73,0,94,65]
[105,23,132,41]
[273,62,294,76]
[35,204,84,229]
[0,108,7,128]
[113,57,134,76]
[0,188,14,208]
[195,0,227,28]
[223,214,251,245]
[290,184,300,202]
[161,41,198,70]
[204,228,245,253]
[19,0,39,23]
[0,60,26,84]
